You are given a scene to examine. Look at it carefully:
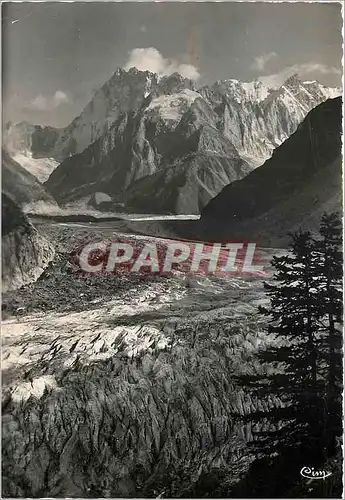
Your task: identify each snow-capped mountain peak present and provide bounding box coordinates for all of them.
[201,78,274,104]
[5,67,341,212]
[198,73,340,166]
[43,68,199,159]
[6,68,340,164]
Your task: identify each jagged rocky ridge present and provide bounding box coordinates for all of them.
[3,70,196,161]
[199,75,340,164]
[2,148,58,210]
[1,193,55,292]
[44,71,339,213]
[50,70,197,160]
[200,97,343,246]
[5,69,340,214]
[4,121,61,162]
[46,90,252,213]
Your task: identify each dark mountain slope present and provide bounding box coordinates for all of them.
[124,152,251,214]
[200,97,342,246]
[46,94,251,211]
[2,149,58,209]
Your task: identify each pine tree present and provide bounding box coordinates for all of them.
[315,212,343,457]
[235,213,343,495]
[242,231,325,459]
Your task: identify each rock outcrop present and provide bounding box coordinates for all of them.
[2,193,55,291]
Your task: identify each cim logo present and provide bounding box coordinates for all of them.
[300,466,332,481]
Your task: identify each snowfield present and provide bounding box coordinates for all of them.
[146,89,202,122]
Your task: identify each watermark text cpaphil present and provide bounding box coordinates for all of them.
[73,239,268,277]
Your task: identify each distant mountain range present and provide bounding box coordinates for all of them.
[3,68,340,214]
[200,96,342,246]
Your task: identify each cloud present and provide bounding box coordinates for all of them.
[28,90,70,111]
[53,90,69,106]
[294,63,341,76]
[124,47,200,80]
[29,95,49,111]
[124,48,166,74]
[250,52,278,71]
[259,63,341,88]
[172,63,200,81]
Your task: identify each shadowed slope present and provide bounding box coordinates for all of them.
[200,97,342,246]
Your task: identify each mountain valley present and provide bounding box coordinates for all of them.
[4,69,340,215]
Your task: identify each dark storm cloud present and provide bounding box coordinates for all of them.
[2,1,342,127]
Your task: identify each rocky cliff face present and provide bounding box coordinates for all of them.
[2,149,58,210]
[200,97,342,246]
[44,70,339,214]
[31,125,61,158]
[3,123,60,182]
[47,69,196,160]
[2,194,55,292]
[3,121,60,159]
[46,90,251,212]
[200,74,340,165]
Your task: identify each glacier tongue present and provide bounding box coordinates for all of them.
[12,152,59,183]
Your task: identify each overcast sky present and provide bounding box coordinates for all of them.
[2,1,342,127]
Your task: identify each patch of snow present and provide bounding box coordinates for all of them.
[11,375,58,403]
[94,192,112,205]
[146,89,201,121]
[22,200,61,215]
[321,86,341,99]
